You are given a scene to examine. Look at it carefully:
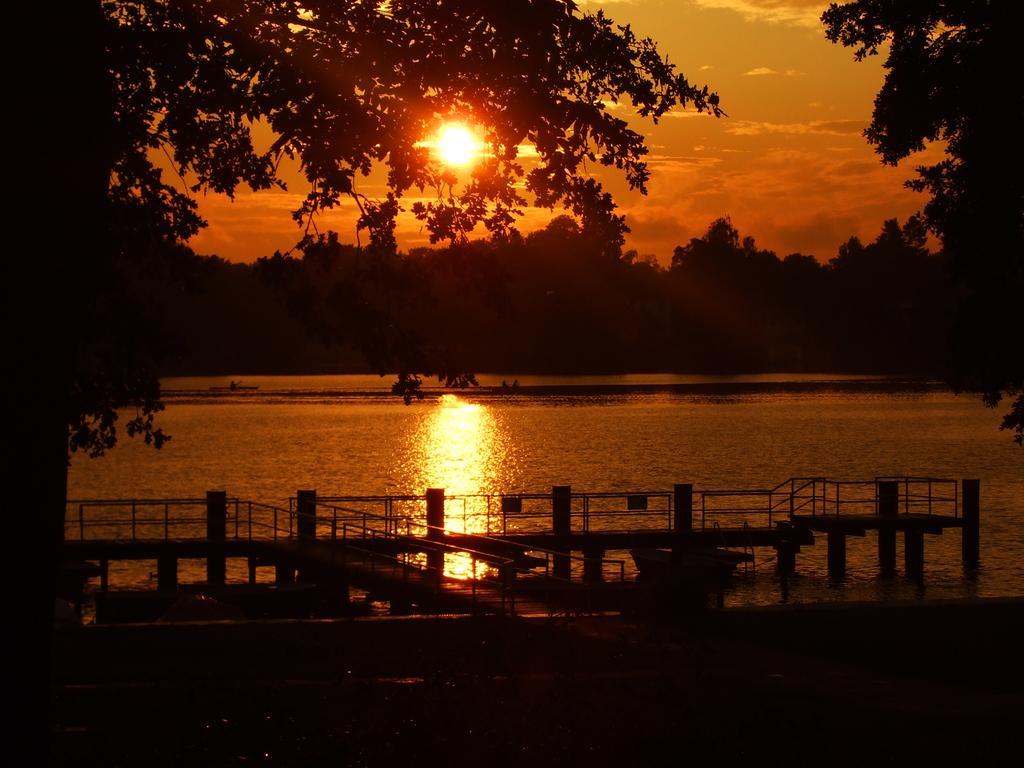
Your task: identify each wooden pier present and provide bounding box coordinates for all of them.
[61,476,979,620]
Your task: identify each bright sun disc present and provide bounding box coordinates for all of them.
[436,124,478,167]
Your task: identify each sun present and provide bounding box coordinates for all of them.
[435,123,480,167]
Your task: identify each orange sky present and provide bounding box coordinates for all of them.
[183,0,940,264]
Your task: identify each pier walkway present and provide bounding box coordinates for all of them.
[63,476,979,617]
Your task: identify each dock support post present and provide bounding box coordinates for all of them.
[99,558,109,592]
[296,489,318,582]
[157,554,177,592]
[325,579,350,615]
[426,488,445,539]
[247,556,257,585]
[552,486,571,580]
[206,490,227,585]
[425,488,445,577]
[390,595,412,615]
[296,489,317,540]
[672,483,693,559]
[905,529,925,578]
[673,483,693,533]
[878,480,898,574]
[826,531,846,579]
[775,542,797,577]
[582,547,605,583]
[962,479,980,567]
[275,562,294,585]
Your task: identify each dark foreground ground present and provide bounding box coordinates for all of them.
[51,598,1024,767]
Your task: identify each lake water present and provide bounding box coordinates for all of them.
[67,374,1024,606]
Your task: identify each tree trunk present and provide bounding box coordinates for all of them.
[12,1,110,757]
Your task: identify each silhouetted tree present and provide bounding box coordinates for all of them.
[826,218,951,373]
[824,1,1023,442]
[670,217,795,370]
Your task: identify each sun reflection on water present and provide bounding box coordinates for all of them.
[407,394,518,579]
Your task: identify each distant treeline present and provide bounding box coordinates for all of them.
[159,216,953,377]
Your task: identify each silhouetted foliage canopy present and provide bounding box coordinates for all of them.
[824,0,1023,443]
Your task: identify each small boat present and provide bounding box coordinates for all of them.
[632,547,754,610]
[209,380,259,391]
[630,547,751,581]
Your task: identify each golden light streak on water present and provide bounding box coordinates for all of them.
[412,394,513,579]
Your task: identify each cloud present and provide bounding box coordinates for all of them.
[620,208,698,264]
[692,1,828,27]
[664,107,716,119]
[831,160,877,177]
[771,211,861,256]
[724,119,867,136]
[623,210,688,240]
[814,120,868,134]
[646,153,723,170]
[744,67,803,76]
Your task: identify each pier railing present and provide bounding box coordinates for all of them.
[762,477,959,519]
[65,498,305,543]
[67,476,962,547]
[65,498,233,542]
[316,477,960,536]
[314,491,678,537]
[318,490,678,536]
[315,502,628,583]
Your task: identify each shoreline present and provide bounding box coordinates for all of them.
[158,376,953,401]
